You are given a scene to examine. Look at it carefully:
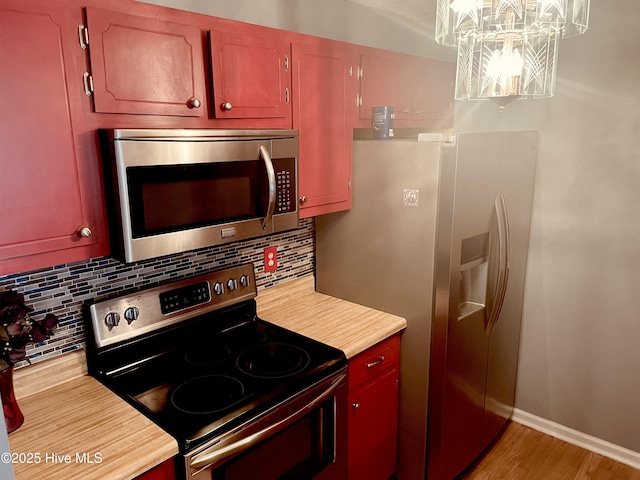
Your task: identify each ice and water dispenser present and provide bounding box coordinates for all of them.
[457,232,490,321]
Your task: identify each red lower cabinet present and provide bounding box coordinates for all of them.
[347,336,400,480]
[134,458,176,480]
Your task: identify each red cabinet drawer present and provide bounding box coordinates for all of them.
[348,335,400,390]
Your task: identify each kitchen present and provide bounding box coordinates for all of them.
[1,0,639,479]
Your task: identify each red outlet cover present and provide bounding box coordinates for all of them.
[264,246,277,272]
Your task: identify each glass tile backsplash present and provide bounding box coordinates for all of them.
[0,218,315,369]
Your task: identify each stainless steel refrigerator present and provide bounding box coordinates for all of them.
[315,131,538,480]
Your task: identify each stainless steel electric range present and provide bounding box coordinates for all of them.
[85,263,347,480]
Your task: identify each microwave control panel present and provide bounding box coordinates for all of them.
[274,159,296,214]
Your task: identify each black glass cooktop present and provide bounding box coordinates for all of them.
[96,302,345,452]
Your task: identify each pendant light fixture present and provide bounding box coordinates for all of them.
[436,0,590,107]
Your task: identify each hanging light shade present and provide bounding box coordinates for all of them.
[436,0,590,105]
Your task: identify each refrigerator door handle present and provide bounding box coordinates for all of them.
[486,193,511,333]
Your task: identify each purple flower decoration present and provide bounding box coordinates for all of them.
[41,313,58,330]
[0,290,58,370]
[8,348,26,364]
[6,322,24,336]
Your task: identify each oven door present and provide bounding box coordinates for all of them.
[184,368,347,480]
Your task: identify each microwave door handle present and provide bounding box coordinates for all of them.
[259,145,276,231]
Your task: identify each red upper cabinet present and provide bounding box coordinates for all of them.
[0,0,108,275]
[358,51,413,121]
[357,48,455,129]
[292,40,355,217]
[210,31,291,121]
[411,57,455,127]
[85,8,206,117]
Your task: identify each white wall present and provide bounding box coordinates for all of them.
[142,0,640,454]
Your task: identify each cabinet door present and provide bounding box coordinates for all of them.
[86,8,206,117]
[358,51,412,121]
[348,368,399,480]
[210,31,291,120]
[411,57,455,127]
[134,458,175,480]
[0,0,107,275]
[292,42,353,217]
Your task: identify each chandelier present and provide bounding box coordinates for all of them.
[436,0,590,106]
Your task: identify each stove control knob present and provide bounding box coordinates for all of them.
[227,279,238,291]
[124,307,139,324]
[213,282,225,295]
[239,275,251,287]
[104,312,120,331]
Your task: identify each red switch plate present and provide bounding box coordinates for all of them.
[264,246,277,272]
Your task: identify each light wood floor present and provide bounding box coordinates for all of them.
[460,421,640,480]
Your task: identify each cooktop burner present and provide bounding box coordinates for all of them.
[171,375,245,414]
[86,264,347,453]
[184,322,269,367]
[237,343,310,378]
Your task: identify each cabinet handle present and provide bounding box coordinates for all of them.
[221,102,233,111]
[402,108,409,114]
[83,72,93,97]
[78,24,89,50]
[189,98,201,109]
[352,403,361,410]
[415,110,422,116]
[77,226,92,238]
[299,195,308,205]
[366,356,385,369]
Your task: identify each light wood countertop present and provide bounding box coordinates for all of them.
[7,351,178,480]
[256,276,407,358]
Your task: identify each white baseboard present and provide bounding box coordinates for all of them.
[512,408,640,471]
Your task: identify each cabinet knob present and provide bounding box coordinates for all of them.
[402,108,410,114]
[221,102,233,111]
[77,226,92,238]
[189,98,201,109]
[299,195,308,205]
[352,403,361,410]
[415,110,422,116]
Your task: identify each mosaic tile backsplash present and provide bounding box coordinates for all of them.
[0,218,315,369]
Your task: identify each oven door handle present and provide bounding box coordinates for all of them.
[260,145,276,232]
[190,372,345,472]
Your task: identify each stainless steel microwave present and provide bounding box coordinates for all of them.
[101,129,299,263]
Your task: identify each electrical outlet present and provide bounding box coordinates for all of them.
[264,246,277,273]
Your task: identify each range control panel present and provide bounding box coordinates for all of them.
[88,264,257,348]
[160,282,211,315]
